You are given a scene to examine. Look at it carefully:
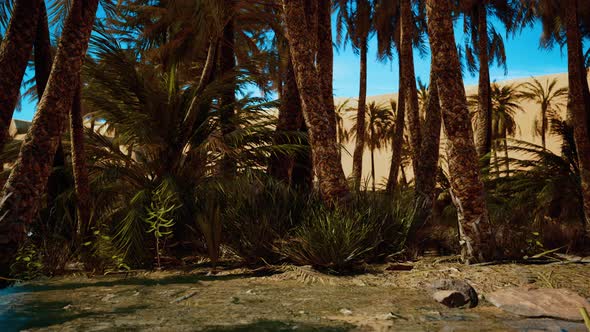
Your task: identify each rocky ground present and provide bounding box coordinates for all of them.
[1,257,590,331]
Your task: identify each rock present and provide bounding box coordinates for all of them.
[339,308,353,315]
[432,290,469,308]
[487,286,590,321]
[429,279,478,308]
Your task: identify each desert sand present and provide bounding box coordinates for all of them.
[337,72,590,188]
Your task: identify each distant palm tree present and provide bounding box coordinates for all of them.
[519,77,568,149]
[491,83,525,176]
[470,83,524,175]
[334,99,352,145]
[351,101,393,191]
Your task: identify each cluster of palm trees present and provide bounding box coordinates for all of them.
[0,0,589,284]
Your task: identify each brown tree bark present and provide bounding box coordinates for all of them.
[564,0,590,234]
[475,3,492,163]
[33,1,66,208]
[400,0,422,183]
[386,55,406,193]
[317,0,337,144]
[268,51,304,184]
[352,40,368,191]
[281,0,350,203]
[426,0,495,263]
[0,0,43,150]
[412,64,442,233]
[0,0,99,285]
[219,0,237,177]
[70,84,91,239]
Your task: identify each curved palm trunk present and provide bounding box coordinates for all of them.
[269,51,304,184]
[219,0,237,177]
[281,0,350,204]
[0,0,99,285]
[426,0,495,263]
[33,1,66,209]
[475,3,492,163]
[0,0,43,150]
[564,0,590,234]
[371,146,375,192]
[386,55,406,193]
[400,0,422,183]
[352,40,368,191]
[70,85,91,240]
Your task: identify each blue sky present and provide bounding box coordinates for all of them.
[14,13,569,121]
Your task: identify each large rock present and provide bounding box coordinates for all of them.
[487,286,590,321]
[429,279,478,308]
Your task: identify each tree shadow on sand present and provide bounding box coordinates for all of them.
[203,320,354,332]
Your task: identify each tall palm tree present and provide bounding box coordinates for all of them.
[517,0,590,234]
[519,77,568,149]
[400,0,422,184]
[426,0,495,263]
[351,101,393,191]
[0,0,100,286]
[281,0,350,203]
[0,0,43,150]
[336,0,375,191]
[459,0,513,162]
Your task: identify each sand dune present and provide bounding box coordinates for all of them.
[336,72,589,189]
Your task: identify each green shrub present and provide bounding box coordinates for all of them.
[279,194,410,273]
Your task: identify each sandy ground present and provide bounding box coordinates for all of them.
[1,257,590,331]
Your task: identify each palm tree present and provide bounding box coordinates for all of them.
[350,101,393,191]
[517,0,590,232]
[0,0,43,150]
[520,78,568,150]
[281,0,350,203]
[459,0,514,162]
[426,0,495,263]
[399,0,422,185]
[334,99,352,145]
[336,0,375,191]
[490,83,525,176]
[0,0,100,286]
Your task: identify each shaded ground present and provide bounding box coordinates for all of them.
[1,257,589,331]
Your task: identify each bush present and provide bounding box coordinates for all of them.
[220,175,308,265]
[279,193,411,273]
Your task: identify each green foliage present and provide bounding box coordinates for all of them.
[11,243,44,281]
[220,175,308,265]
[143,180,181,268]
[280,193,410,273]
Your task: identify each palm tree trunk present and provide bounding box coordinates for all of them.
[0,0,99,285]
[411,65,442,236]
[400,0,422,182]
[281,0,350,203]
[386,55,406,193]
[33,1,66,209]
[564,0,590,234]
[317,0,337,145]
[219,0,236,177]
[352,40,368,191]
[503,133,509,177]
[426,0,495,263]
[0,0,43,150]
[541,105,547,149]
[269,51,304,184]
[70,84,91,240]
[475,3,492,163]
[371,147,375,192]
